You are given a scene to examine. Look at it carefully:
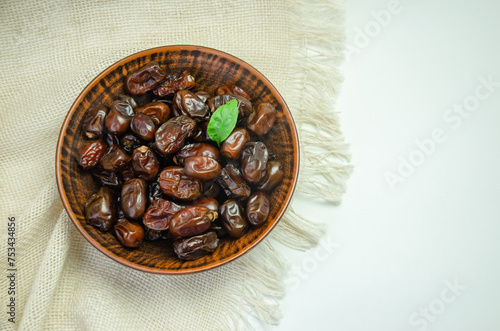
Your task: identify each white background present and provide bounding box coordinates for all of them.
[278,0,500,330]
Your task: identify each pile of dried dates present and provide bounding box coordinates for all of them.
[79,61,283,261]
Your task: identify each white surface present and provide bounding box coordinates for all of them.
[277,1,500,330]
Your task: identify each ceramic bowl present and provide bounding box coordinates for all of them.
[56,45,299,274]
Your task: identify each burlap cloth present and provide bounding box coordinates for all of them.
[0,0,351,330]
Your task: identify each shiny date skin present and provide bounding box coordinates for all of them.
[155,115,197,155]
[174,143,219,166]
[117,94,138,109]
[173,231,219,261]
[192,121,211,142]
[220,127,250,160]
[148,181,163,203]
[85,187,117,232]
[192,197,219,211]
[169,206,218,239]
[246,192,270,227]
[91,165,122,188]
[153,71,196,97]
[136,101,171,125]
[82,105,108,139]
[216,163,251,200]
[114,218,144,248]
[246,103,277,136]
[132,145,159,181]
[256,161,284,191]
[158,166,203,201]
[105,100,135,135]
[183,156,221,181]
[104,132,120,147]
[120,164,135,182]
[219,200,249,238]
[195,91,212,103]
[99,144,131,172]
[78,140,106,169]
[173,90,209,121]
[241,142,269,184]
[143,198,183,231]
[121,134,141,154]
[126,61,166,95]
[215,84,251,100]
[121,178,147,220]
[130,113,156,141]
[208,94,253,117]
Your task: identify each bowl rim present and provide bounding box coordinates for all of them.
[55,45,300,274]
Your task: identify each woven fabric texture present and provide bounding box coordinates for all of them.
[0,0,349,330]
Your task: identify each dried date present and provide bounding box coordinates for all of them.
[126,61,166,95]
[173,231,219,261]
[84,187,117,232]
[158,166,203,201]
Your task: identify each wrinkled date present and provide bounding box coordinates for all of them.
[173,90,209,121]
[192,197,219,211]
[175,143,219,165]
[158,166,203,201]
[246,103,276,136]
[99,145,131,172]
[117,94,138,109]
[105,100,135,135]
[173,231,219,261]
[130,113,156,141]
[82,105,108,139]
[193,121,211,142]
[132,146,159,181]
[136,102,171,125]
[114,218,144,248]
[120,164,135,182]
[220,127,250,160]
[169,206,218,239]
[148,181,163,203]
[121,134,141,154]
[219,200,249,238]
[195,91,212,103]
[143,198,183,231]
[241,142,269,184]
[208,94,253,117]
[216,163,251,200]
[91,165,122,188]
[257,161,284,191]
[246,192,270,227]
[84,187,117,231]
[183,156,221,181]
[121,178,147,220]
[78,140,106,169]
[155,115,197,155]
[154,71,196,97]
[126,61,166,95]
[215,84,251,100]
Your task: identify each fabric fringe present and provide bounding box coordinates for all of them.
[288,0,352,204]
[272,206,326,250]
[269,0,351,251]
[222,241,289,330]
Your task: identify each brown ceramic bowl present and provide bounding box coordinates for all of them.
[56,45,299,274]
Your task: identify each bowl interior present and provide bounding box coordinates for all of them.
[56,45,298,274]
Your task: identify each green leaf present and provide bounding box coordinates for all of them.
[207,99,239,146]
